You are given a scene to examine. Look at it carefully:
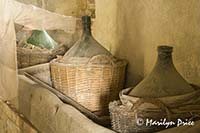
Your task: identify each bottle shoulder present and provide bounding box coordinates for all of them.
[64,34,111,58]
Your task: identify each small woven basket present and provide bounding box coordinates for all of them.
[109,100,171,133]
[50,55,127,115]
[17,44,68,68]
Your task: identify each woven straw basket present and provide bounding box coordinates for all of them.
[17,44,68,68]
[109,87,200,133]
[17,48,52,68]
[50,55,127,115]
[109,100,170,133]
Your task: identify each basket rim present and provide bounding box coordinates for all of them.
[120,87,200,109]
[121,87,200,99]
[50,59,127,67]
[17,49,51,53]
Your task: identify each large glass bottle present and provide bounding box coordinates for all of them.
[62,16,111,63]
[129,46,195,98]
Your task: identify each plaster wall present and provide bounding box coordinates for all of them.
[93,0,200,86]
[93,0,145,86]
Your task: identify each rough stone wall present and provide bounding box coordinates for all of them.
[16,0,95,18]
[93,0,200,87]
[0,99,38,133]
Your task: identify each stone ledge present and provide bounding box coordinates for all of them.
[11,75,114,133]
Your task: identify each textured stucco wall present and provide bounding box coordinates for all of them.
[93,0,145,86]
[93,0,200,87]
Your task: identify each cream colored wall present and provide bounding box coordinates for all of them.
[93,0,200,87]
[93,0,145,86]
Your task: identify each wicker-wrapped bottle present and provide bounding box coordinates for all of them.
[109,46,197,133]
[50,16,127,116]
[17,29,68,68]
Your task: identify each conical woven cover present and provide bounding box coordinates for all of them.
[129,46,195,98]
[27,30,57,49]
[63,16,111,62]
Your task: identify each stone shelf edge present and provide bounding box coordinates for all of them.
[10,75,114,133]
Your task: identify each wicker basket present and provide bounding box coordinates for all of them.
[17,44,68,68]
[109,100,172,133]
[50,55,127,115]
[109,88,200,133]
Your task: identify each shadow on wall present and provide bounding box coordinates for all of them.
[113,0,145,87]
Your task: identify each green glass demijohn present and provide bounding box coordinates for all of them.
[27,30,57,50]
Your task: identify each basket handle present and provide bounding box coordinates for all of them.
[133,98,172,121]
[87,55,115,65]
[189,113,200,121]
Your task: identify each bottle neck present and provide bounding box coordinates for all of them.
[82,23,92,36]
[157,52,173,64]
[156,46,174,66]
